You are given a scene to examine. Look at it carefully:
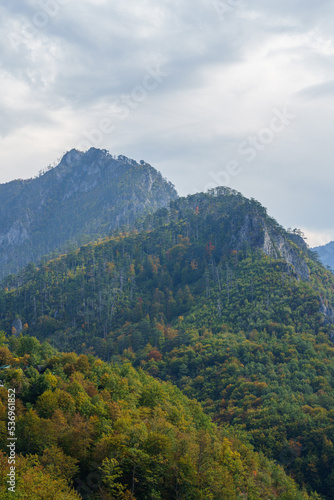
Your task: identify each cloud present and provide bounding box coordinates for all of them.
[302,229,334,248]
[298,79,334,100]
[1,0,334,243]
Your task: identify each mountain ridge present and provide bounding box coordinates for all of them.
[0,148,177,278]
[2,169,334,497]
[312,241,334,271]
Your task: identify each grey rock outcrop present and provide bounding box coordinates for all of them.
[0,148,177,278]
[262,225,310,281]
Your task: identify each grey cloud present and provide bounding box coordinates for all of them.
[298,80,334,100]
[1,0,334,245]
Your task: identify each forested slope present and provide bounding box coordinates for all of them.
[1,187,334,497]
[0,334,315,499]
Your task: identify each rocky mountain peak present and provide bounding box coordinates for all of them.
[0,148,177,278]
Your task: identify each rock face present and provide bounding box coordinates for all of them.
[231,211,310,281]
[261,225,310,281]
[0,148,177,278]
[320,298,334,326]
[169,187,311,282]
[11,318,22,335]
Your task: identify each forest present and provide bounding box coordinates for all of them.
[1,188,334,498]
[0,334,315,499]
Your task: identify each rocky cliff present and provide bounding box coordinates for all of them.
[0,148,177,278]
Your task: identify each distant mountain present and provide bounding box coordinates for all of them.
[0,148,177,278]
[312,241,334,270]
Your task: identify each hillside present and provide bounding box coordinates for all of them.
[0,148,177,278]
[1,186,334,497]
[0,334,315,499]
[313,242,334,271]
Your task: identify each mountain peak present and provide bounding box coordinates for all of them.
[0,149,177,277]
[60,148,85,166]
[57,148,154,177]
[313,241,334,270]
[166,187,310,281]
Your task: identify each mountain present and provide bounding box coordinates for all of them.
[1,186,333,497]
[312,241,334,271]
[0,148,177,278]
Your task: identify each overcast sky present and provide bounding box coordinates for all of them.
[1,0,334,246]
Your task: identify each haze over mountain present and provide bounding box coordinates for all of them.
[0,148,177,278]
[312,241,334,271]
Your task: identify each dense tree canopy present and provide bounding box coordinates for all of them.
[1,189,334,497]
[0,335,315,499]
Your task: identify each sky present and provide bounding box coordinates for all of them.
[1,0,334,247]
